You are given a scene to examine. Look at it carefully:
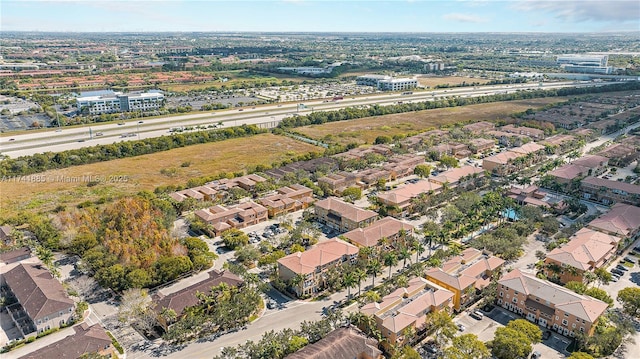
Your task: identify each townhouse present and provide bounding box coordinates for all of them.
[258,184,314,218]
[547,155,608,188]
[468,138,496,154]
[360,277,454,351]
[317,172,358,194]
[342,216,414,249]
[195,201,268,234]
[482,143,545,176]
[544,228,622,284]
[169,174,268,202]
[377,180,443,213]
[500,124,546,140]
[540,134,577,154]
[462,121,495,134]
[286,327,382,359]
[314,197,378,232]
[425,248,504,311]
[152,270,243,330]
[587,203,640,244]
[581,177,640,206]
[20,323,116,359]
[277,238,359,297]
[497,269,608,337]
[1,261,75,337]
[598,143,638,167]
[428,165,485,189]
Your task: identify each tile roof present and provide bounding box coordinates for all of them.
[277,238,359,275]
[581,177,640,195]
[429,165,484,185]
[571,155,609,169]
[153,270,243,317]
[342,217,414,247]
[285,327,381,359]
[546,228,621,270]
[548,164,591,181]
[377,180,442,206]
[314,197,378,223]
[587,203,640,238]
[483,151,522,165]
[499,269,608,323]
[3,263,74,322]
[510,142,545,155]
[20,323,112,359]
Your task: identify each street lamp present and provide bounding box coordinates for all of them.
[137,121,143,139]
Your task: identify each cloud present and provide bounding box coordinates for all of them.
[443,13,488,23]
[514,0,640,22]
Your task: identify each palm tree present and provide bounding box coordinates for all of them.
[355,268,367,296]
[398,246,411,269]
[412,240,424,263]
[343,271,357,300]
[367,259,382,287]
[383,252,398,280]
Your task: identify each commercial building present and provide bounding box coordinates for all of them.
[277,238,359,297]
[544,228,622,284]
[342,216,414,249]
[76,91,164,115]
[425,248,504,311]
[497,269,608,336]
[360,277,454,351]
[314,197,378,232]
[356,74,418,91]
[556,55,613,74]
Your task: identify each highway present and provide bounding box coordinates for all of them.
[0,81,599,158]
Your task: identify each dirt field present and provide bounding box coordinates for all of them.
[418,76,491,88]
[0,134,320,216]
[296,97,567,146]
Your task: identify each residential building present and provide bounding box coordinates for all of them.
[2,262,75,337]
[544,228,622,284]
[425,248,504,311]
[482,151,523,176]
[500,124,546,140]
[1,225,13,244]
[258,184,314,218]
[360,277,454,351]
[482,143,545,176]
[507,186,566,212]
[468,138,496,153]
[195,201,268,234]
[169,174,268,202]
[277,238,359,297]
[285,327,382,359]
[486,130,529,147]
[377,180,442,213]
[548,164,592,185]
[587,203,640,242]
[571,155,609,175]
[76,91,164,115]
[598,143,638,167]
[497,269,608,336]
[0,247,31,264]
[342,217,414,249]
[581,177,640,206]
[429,165,485,189]
[314,197,378,232]
[462,121,495,134]
[152,270,243,330]
[317,172,358,193]
[540,134,577,154]
[430,142,468,157]
[19,323,116,359]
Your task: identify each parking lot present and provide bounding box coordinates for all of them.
[453,306,568,359]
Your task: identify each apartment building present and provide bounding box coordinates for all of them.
[286,327,382,359]
[169,174,267,202]
[425,248,504,311]
[152,270,243,330]
[468,138,496,153]
[598,143,638,167]
[497,269,608,336]
[544,228,622,284]
[342,216,414,249]
[314,197,378,232]
[377,180,443,213]
[2,262,75,337]
[195,201,268,234]
[20,323,116,359]
[277,238,359,297]
[581,177,640,206]
[360,277,454,351]
[482,143,545,176]
[317,172,359,193]
[572,155,609,175]
[500,124,545,140]
[482,151,523,176]
[429,165,485,189]
[258,184,314,218]
[540,134,577,154]
[462,121,495,134]
[587,203,640,243]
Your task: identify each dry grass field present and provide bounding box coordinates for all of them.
[418,76,491,88]
[0,134,320,217]
[296,97,567,146]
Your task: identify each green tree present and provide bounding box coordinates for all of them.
[394,345,422,359]
[507,319,542,344]
[443,333,490,359]
[343,271,357,300]
[425,310,457,347]
[568,352,595,359]
[617,287,640,317]
[414,164,433,178]
[155,256,193,283]
[490,326,533,359]
[383,252,398,280]
[584,287,613,307]
[221,228,249,250]
[566,281,588,294]
[342,186,362,202]
[594,267,612,287]
[367,259,382,287]
[439,155,459,169]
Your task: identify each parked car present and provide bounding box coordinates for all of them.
[457,324,465,332]
[616,264,629,272]
[470,310,484,320]
[611,268,624,276]
[610,275,619,282]
[542,330,552,340]
[623,256,636,264]
[531,351,541,359]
